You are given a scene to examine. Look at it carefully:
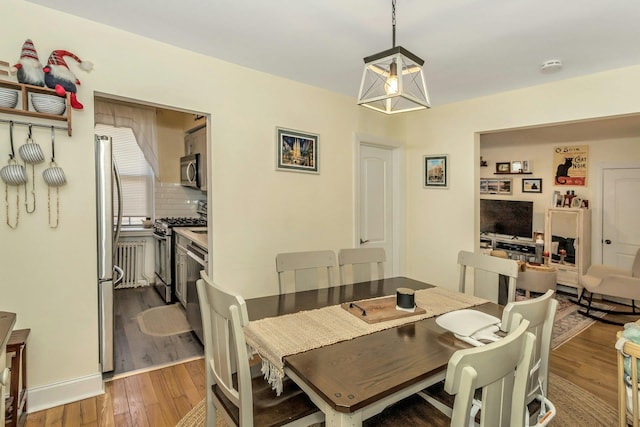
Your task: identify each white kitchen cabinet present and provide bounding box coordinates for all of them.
[184,125,205,155]
[544,207,591,290]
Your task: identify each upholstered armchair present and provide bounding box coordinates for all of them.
[577,249,640,324]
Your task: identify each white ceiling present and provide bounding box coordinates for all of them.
[26,0,640,107]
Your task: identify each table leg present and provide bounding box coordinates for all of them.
[325,410,363,427]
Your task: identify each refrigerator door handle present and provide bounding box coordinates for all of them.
[113,265,124,286]
[112,160,123,257]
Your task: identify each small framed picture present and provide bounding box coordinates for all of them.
[496,162,511,173]
[498,178,512,194]
[487,179,499,193]
[511,161,523,173]
[522,178,542,193]
[424,155,448,188]
[552,191,563,207]
[480,179,488,194]
[276,127,319,174]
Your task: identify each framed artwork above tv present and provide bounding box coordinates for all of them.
[480,178,512,195]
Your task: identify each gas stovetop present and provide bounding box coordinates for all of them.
[157,217,206,227]
[154,217,207,236]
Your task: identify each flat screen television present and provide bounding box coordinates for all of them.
[480,199,534,240]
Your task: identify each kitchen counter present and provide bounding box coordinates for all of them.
[0,311,16,349]
[174,227,208,250]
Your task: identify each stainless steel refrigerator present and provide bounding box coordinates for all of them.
[95,135,123,373]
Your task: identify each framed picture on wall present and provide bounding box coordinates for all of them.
[496,162,511,173]
[480,178,512,194]
[276,127,319,174]
[424,155,448,188]
[480,178,489,193]
[522,178,542,193]
[497,178,512,194]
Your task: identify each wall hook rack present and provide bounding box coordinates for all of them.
[0,119,68,135]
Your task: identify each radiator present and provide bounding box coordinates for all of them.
[115,240,149,288]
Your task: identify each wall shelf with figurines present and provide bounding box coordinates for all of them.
[0,79,72,136]
[494,160,533,175]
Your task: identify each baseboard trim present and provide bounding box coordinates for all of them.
[27,373,104,413]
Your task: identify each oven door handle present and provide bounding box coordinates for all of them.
[152,233,166,241]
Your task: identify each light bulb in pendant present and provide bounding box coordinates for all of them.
[385,61,399,95]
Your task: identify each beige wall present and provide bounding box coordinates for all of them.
[2,0,640,412]
[402,66,640,293]
[480,137,640,233]
[0,0,394,409]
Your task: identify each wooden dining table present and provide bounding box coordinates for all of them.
[245,277,502,427]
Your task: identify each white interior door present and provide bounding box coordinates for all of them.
[359,144,394,276]
[602,167,640,269]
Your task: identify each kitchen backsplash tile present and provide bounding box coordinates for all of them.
[155,182,205,218]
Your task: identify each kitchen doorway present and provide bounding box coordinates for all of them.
[111,286,202,376]
[95,94,210,378]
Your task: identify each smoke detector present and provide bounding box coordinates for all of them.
[541,59,563,73]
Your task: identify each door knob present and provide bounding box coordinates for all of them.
[604,239,612,244]
[0,368,9,386]
[360,239,369,244]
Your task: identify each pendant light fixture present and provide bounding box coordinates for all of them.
[357,0,430,114]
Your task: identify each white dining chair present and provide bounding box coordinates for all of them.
[276,250,337,294]
[338,247,386,285]
[446,316,535,427]
[197,271,324,427]
[366,316,535,427]
[458,250,520,304]
[419,290,557,426]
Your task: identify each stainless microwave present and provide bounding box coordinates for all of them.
[180,153,200,189]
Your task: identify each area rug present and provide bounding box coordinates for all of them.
[549,293,613,349]
[136,303,192,337]
[548,372,618,426]
[177,373,617,427]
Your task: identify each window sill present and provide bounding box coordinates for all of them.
[119,227,154,237]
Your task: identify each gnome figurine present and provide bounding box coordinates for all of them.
[11,39,45,87]
[43,50,93,110]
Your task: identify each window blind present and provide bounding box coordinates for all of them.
[95,124,153,220]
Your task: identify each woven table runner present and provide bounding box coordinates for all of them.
[244,287,488,394]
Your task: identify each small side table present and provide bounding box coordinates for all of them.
[5,329,29,427]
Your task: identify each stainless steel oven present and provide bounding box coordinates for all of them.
[153,217,207,304]
[186,242,207,344]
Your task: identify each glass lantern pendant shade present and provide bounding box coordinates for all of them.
[357,2,430,114]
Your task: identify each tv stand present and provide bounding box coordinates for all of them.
[480,236,537,262]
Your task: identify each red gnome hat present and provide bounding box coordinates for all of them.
[47,50,94,75]
[10,39,41,72]
[20,39,39,61]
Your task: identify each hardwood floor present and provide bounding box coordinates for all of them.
[112,287,203,376]
[551,301,635,408]
[24,359,206,427]
[22,302,635,426]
